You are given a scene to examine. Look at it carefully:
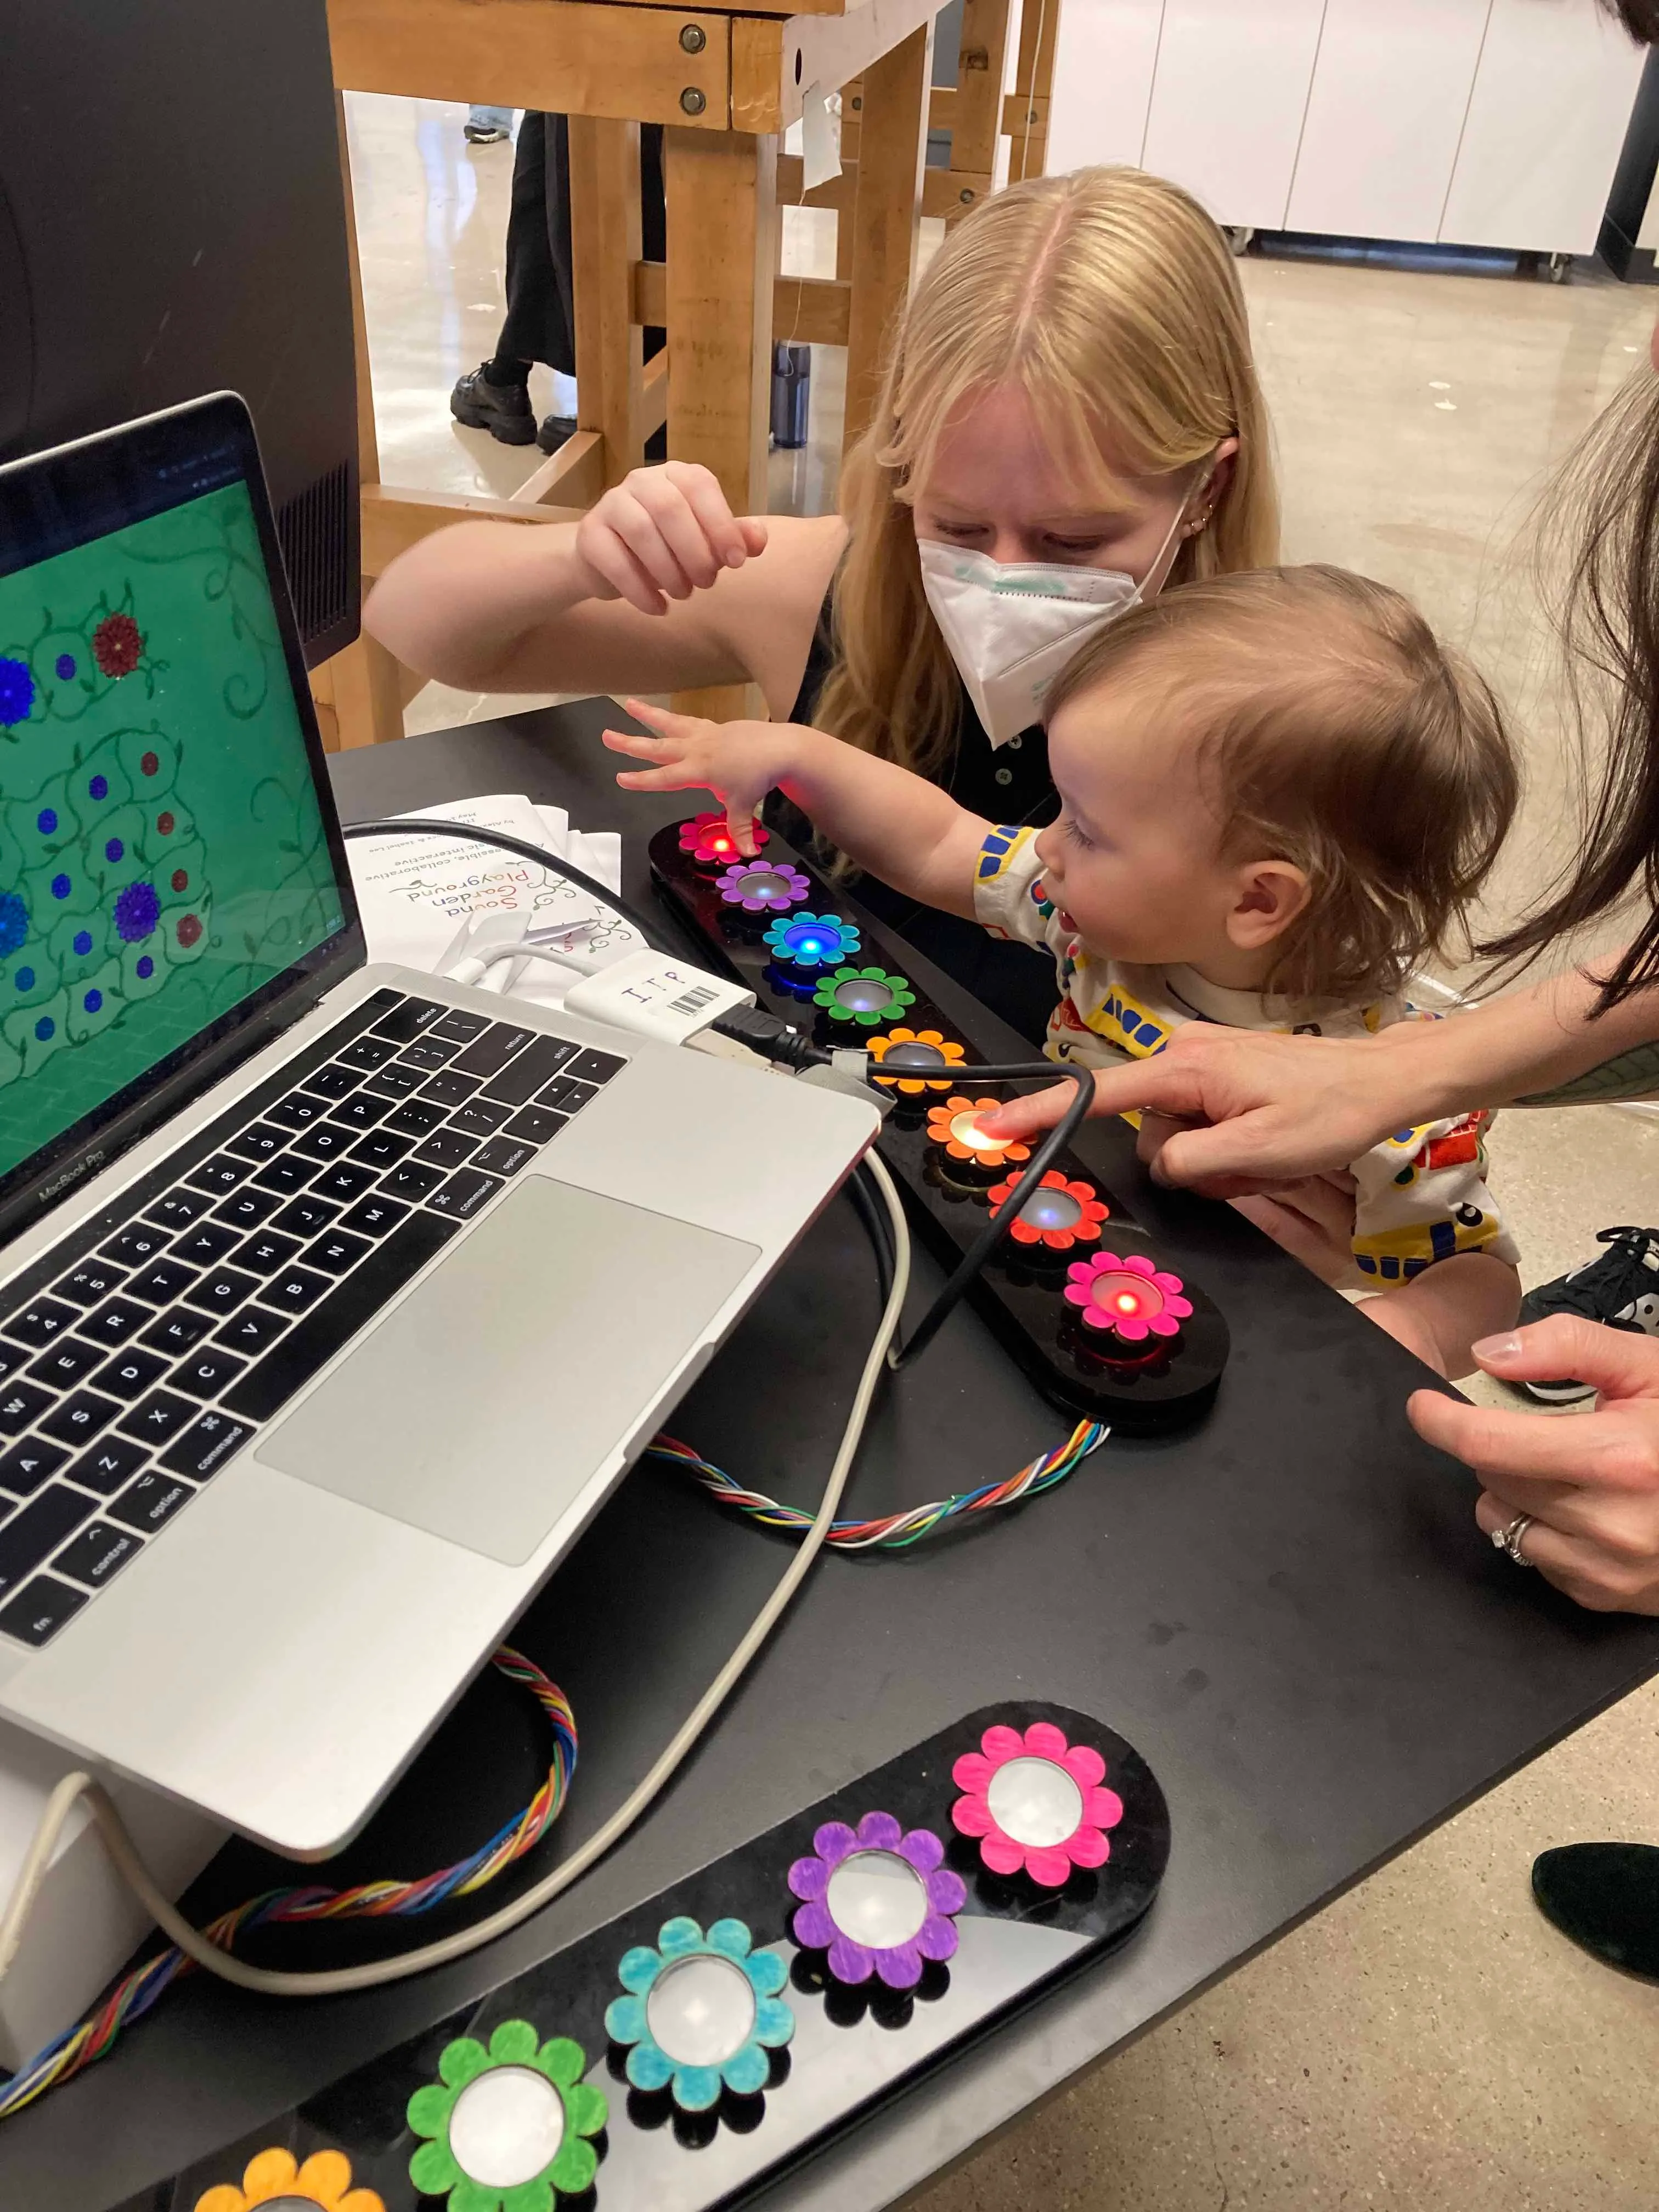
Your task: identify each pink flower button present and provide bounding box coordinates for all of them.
[951,1722,1124,1887]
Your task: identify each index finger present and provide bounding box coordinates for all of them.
[1407,1387,1655,1491]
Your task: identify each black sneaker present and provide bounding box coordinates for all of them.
[464,121,510,144]
[450,365,537,447]
[1516,1225,1659,1403]
[537,414,577,456]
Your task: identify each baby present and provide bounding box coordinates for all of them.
[606,565,1522,1378]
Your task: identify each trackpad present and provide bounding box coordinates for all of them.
[256,1177,760,1565]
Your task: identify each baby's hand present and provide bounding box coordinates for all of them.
[603,697,804,856]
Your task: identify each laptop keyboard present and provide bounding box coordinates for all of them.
[0,990,627,1651]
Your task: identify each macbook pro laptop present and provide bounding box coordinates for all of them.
[0,396,877,1855]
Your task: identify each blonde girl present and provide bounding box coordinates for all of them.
[365,165,1279,1033]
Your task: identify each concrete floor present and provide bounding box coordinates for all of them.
[345,94,1659,2207]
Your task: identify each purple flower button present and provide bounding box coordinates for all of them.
[787,1811,966,1989]
[715,860,810,915]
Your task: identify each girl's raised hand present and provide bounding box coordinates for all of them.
[603,698,804,856]
[574,463,769,616]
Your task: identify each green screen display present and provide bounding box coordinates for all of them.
[0,479,345,1184]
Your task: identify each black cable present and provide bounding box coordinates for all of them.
[843,1161,896,1312]
[341,819,668,952]
[889,1068,1095,1370]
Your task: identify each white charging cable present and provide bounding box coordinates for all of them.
[0,1154,910,2004]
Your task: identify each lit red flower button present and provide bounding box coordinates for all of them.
[788,1812,966,1989]
[866,1028,965,1093]
[678,811,769,869]
[924,1097,1030,1171]
[1063,1250,1191,1340]
[951,1722,1124,1888]
[986,1169,1108,1250]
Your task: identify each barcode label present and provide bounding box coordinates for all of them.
[668,984,718,1016]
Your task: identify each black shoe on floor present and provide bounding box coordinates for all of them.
[537,414,578,456]
[1533,1843,1659,1978]
[1515,1224,1659,1403]
[464,122,510,144]
[450,365,537,447]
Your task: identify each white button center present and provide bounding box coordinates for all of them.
[825,1849,930,1947]
[986,1756,1084,1847]
[645,1953,758,2068]
[448,2065,566,2190]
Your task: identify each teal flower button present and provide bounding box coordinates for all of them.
[604,1915,794,2111]
[406,2019,606,2212]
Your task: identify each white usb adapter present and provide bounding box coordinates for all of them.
[561,949,755,1046]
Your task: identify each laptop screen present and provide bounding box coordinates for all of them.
[0,396,359,1227]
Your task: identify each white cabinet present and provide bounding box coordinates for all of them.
[1046,0,1647,259]
[1284,0,1489,241]
[1142,0,1326,232]
[1440,0,1647,252]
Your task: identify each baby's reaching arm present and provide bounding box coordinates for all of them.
[604,698,989,919]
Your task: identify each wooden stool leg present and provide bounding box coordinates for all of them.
[315,91,407,751]
[663,126,779,720]
[843,22,934,457]
[1008,0,1057,182]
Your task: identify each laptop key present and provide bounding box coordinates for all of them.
[160,1410,253,1481]
[427,1168,504,1221]
[470,1137,536,1178]
[214,1305,292,1356]
[225,1210,460,1424]
[338,1034,402,1070]
[26,1339,106,1391]
[224,1121,292,1163]
[303,1231,371,1277]
[452,1022,536,1080]
[0,1576,89,1648]
[504,1106,567,1146]
[363,1063,425,1099]
[183,1267,260,1317]
[382,1098,447,1137]
[449,1098,511,1137]
[348,1129,413,1171]
[396,1037,459,1073]
[140,1310,214,1357]
[100,1226,171,1269]
[338,1194,410,1239]
[537,1076,599,1116]
[54,1523,140,1589]
[74,1297,151,1348]
[0,1488,97,1598]
[299,1064,363,1100]
[212,1187,283,1232]
[0,1440,71,1497]
[54,1257,128,1306]
[0,1386,52,1436]
[0,1348,29,1391]
[328,1091,392,1131]
[481,1035,578,1107]
[414,1130,477,1169]
[252,1155,317,1198]
[66,1435,149,1496]
[5,1297,82,1350]
[380,1162,444,1202]
[256,1267,331,1318]
[93,1348,174,1402]
[186,1153,257,1195]
[235,1229,304,1278]
[369,995,445,1043]
[106,1474,192,1536]
[419,1071,479,1109]
[269,1091,327,1130]
[171,1222,243,1268]
[40,1393,121,1449]
[567,1048,627,1086]
[126,1258,202,1307]
[432,1008,490,1043]
[170,1347,249,1401]
[149,1187,216,1232]
[290,1122,356,1163]
[308,1162,380,1205]
[117,1391,198,1448]
[270,1195,341,1240]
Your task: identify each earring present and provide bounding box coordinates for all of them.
[1185,505,1215,539]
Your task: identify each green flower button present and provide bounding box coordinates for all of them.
[407,2019,606,2212]
[811,966,917,1028]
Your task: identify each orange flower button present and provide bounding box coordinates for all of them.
[193,2144,385,2212]
[924,1097,1031,1171]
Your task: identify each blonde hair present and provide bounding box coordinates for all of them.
[1043,567,1519,1006]
[816,166,1279,782]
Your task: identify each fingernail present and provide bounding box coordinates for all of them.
[1472,1333,1522,1362]
[726,548,744,568]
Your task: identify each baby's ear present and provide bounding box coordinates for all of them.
[1227,859,1311,950]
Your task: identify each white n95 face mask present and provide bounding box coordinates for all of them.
[917,499,1192,748]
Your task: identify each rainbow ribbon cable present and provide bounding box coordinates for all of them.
[0,1646,576,2121]
[650,1421,1110,1549]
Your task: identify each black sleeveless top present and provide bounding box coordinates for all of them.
[771,600,1060,1045]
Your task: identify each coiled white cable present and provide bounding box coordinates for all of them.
[0,1153,910,2001]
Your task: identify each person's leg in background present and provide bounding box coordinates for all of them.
[465,104,515,145]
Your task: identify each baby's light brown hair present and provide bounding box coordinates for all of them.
[1042,565,1519,1005]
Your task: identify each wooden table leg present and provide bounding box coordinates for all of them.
[843,21,933,457]
[315,91,408,751]
[663,126,778,719]
[568,116,646,492]
[1008,0,1056,182]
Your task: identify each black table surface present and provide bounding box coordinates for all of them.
[10,700,1659,2212]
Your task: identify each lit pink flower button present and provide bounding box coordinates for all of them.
[951,1722,1124,1887]
[1063,1250,1191,1341]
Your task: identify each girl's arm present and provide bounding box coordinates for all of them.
[605,701,990,919]
[362,464,844,720]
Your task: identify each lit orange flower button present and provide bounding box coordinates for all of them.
[193,2145,385,2212]
[924,1096,1030,1171]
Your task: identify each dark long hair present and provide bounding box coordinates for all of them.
[1478,371,1659,1011]
[1601,0,1659,35]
